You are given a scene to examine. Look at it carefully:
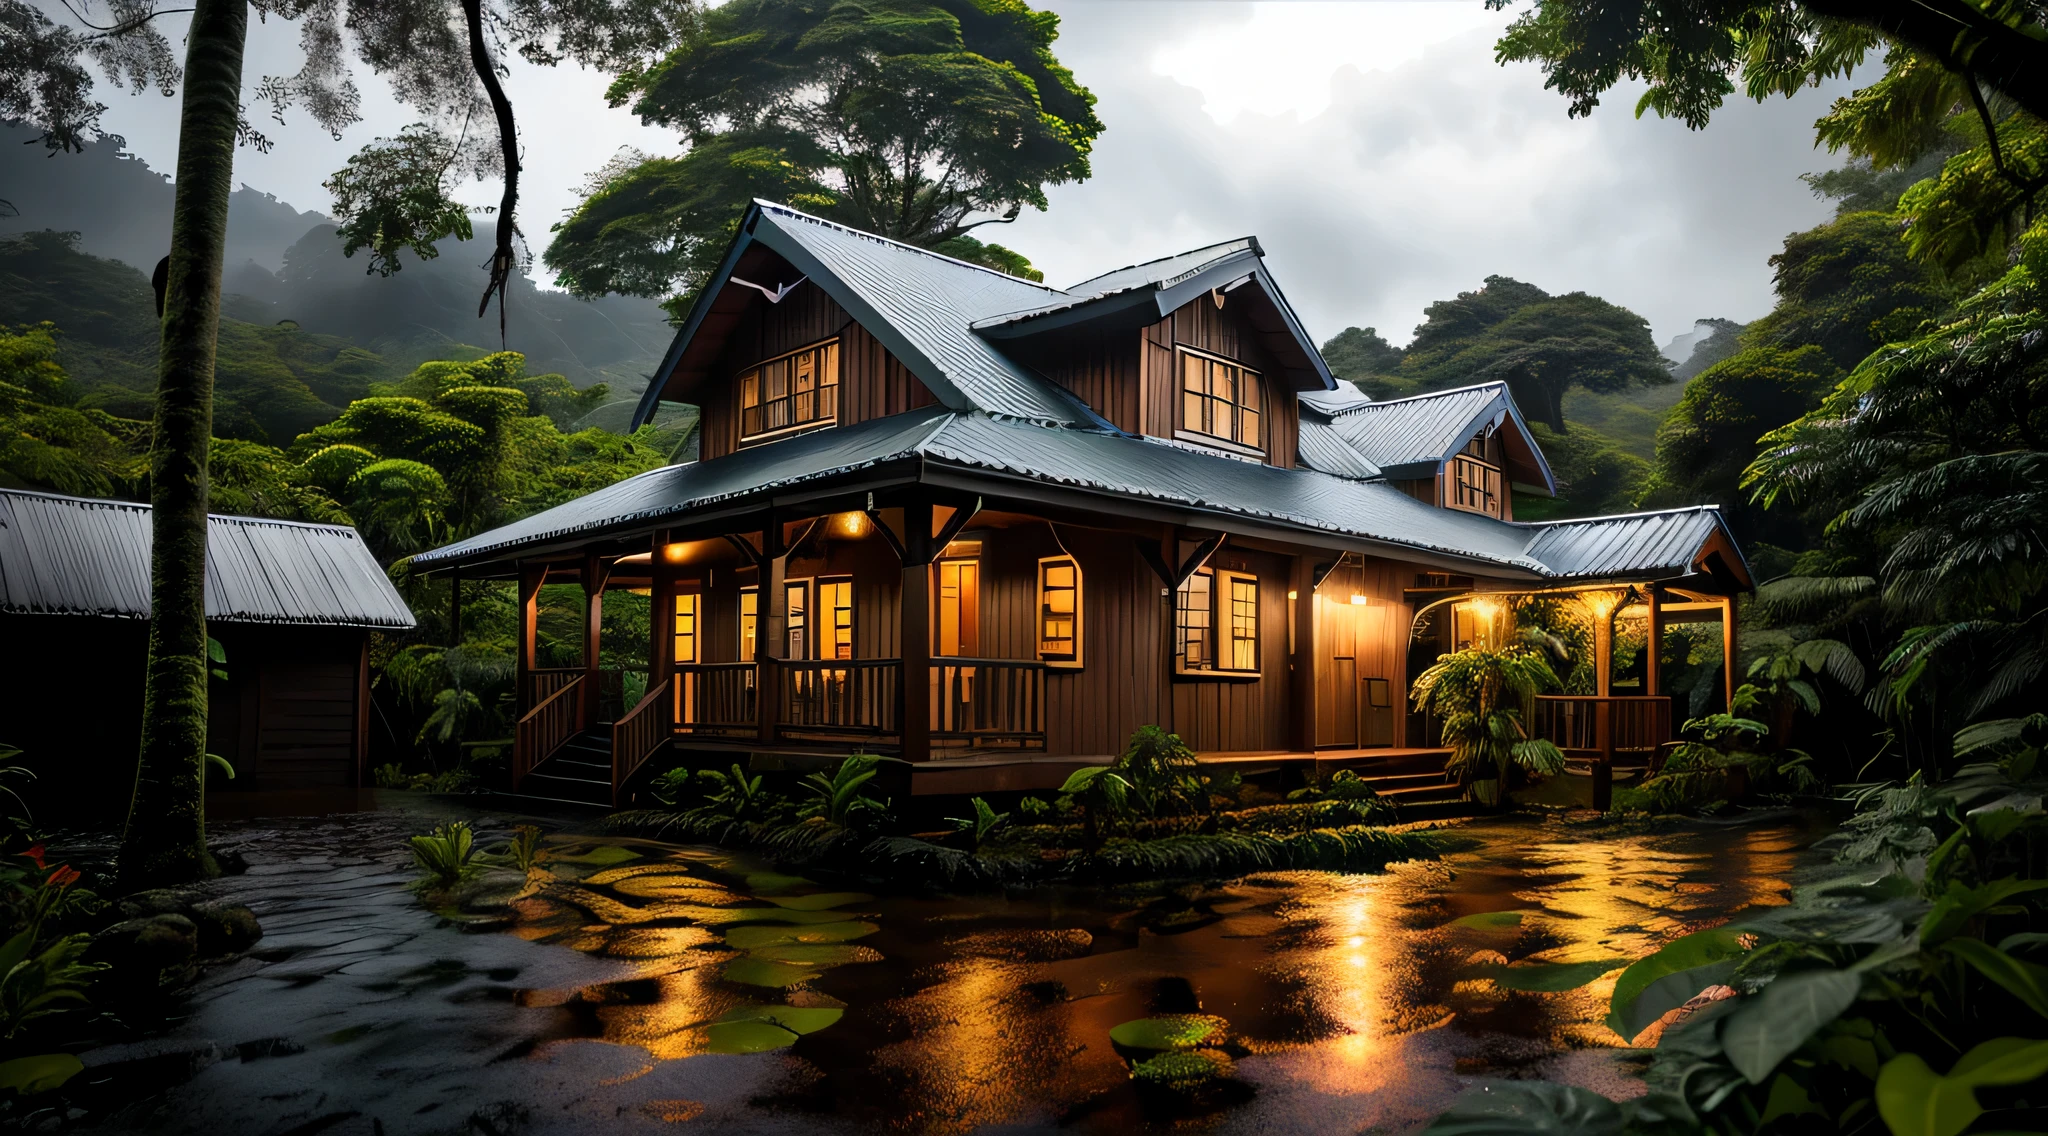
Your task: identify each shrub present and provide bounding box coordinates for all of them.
[407,822,479,889]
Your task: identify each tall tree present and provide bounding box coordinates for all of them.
[545,0,1103,314]
[1396,276,1670,431]
[1318,326,1406,398]
[7,0,690,887]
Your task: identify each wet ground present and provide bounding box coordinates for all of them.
[76,798,1813,1135]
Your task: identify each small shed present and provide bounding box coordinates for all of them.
[0,488,413,816]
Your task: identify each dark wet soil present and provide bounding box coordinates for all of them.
[74,799,1815,1135]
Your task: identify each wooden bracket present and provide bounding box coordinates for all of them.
[864,491,910,564]
[1136,538,1174,587]
[1312,559,1342,591]
[722,532,766,568]
[1174,534,1225,587]
[929,495,982,558]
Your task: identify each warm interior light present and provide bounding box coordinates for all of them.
[1287,590,1298,600]
[661,543,690,563]
[1580,589,1624,621]
[1350,593,1369,606]
[1466,598,1501,622]
[834,510,870,538]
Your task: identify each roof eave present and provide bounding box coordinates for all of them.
[629,206,763,430]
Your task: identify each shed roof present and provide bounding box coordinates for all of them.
[413,409,1738,589]
[1300,382,1556,493]
[0,489,415,628]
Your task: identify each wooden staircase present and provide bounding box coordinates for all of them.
[1327,751,1473,820]
[518,728,615,806]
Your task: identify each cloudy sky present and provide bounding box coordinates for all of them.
[76,0,1854,347]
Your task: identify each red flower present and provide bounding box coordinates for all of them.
[22,844,45,869]
[46,866,79,889]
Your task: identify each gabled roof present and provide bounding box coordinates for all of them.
[1518,506,1753,587]
[632,204,1337,429]
[413,408,1738,591]
[1299,381,1557,494]
[0,489,415,628]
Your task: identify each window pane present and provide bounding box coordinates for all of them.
[740,588,758,659]
[1039,559,1078,659]
[1240,372,1261,413]
[1177,572,1212,669]
[1240,406,1261,447]
[673,593,698,665]
[1229,577,1258,670]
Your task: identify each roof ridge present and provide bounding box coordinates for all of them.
[1512,503,1725,530]
[0,487,367,535]
[752,199,1067,293]
[1060,237,1258,293]
[1339,380,1509,412]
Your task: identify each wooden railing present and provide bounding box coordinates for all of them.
[524,667,581,710]
[932,658,1046,748]
[1531,695,1673,762]
[779,659,900,736]
[611,678,671,805]
[675,663,759,736]
[514,674,583,791]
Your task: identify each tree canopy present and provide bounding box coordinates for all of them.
[546,0,1102,315]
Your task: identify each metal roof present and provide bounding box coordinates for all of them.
[0,488,415,628]
[1295,418,1383,480]
[1516,506,1748,583]
[974,238,1260,328]
[1295,382,1556,494]
[745,202,1088,425]
[1298,385,1376,417]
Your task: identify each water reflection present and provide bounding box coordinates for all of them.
[496,816,1809,1133]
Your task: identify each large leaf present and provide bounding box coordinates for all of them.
[701,1019,799,1053]
[1420,1080,1627,1136]
[1719,969,1861,1083]
[0,1053,81,1095]
[1610,959,1738,1042]
[712,1004,843,1035]
[1919,878,2048,946]
[1605,928,1747,1039]
[1877,1038,2048,1136]
[764,891,875,912]
[1945,938,2048,1018]
[720,956,823,987]
[1448,911,1528,931]
[722,921,877,950]
[1471,958,1630,992]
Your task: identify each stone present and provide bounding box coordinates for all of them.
[189,902,263,956]
[92,914,200,988]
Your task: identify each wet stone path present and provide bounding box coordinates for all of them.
[74,804,1817,1135]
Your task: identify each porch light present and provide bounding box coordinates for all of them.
[834,510,870,537]
[1466,598,1502,623]
[1350,593,1369,606]
[1287,590,1298,600]
[661,543,690,563]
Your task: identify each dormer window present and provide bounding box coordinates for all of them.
[1177,347,1263,454]
[740,339,840,443]
[1447,431,1503,516]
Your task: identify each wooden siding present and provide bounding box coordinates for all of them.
[698,283,937,460]
[1169,543,1294,752]
[1029,330,1143,435]
[1313,556,1415,749]
[1139,298,1297,468]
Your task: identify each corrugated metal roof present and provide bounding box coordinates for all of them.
[1321,383,1509,474]
[412,410,954,567]
[748,202,1086,425]
[1295,418,1383,480]
[0,489,415,627]
[1298,385,1375,418]
[975,238,1259,328]
[1517,507,1738,581]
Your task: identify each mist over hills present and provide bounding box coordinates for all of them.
[0,124,672,397]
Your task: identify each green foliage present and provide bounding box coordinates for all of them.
[325,123,480,277]
[800,755,888,827]
[665,764,789,827]
[945,797,1009,849]
[549,0,1103,305]
[406,822,480,889]
[1410,646,1566,799]
[1109,1014,1227,1050]
[1057,764,1140,846]
[1517,420,1651,520]
[489,826,544,872]
[1319,326,1408,398]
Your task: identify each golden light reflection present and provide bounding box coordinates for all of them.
[832,510,870,537]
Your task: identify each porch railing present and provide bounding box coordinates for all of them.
[780,659,900,736]
[611,678,671,804]
[515,674,583,790]
[1531,695,1673,762]
[675,662,759,736]
[932,658,1046,749]
[523,667,581,710]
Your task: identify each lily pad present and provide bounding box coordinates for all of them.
[701,1020,799,1053]
[765,891,876,911]
[745,943,882,966]
[1130,1049,1234,1090]
[745,871,813,894]
[723,921,879,950]
[1472,958,1631,992]
[714,1004,844,1034]
[722,956,823,987]
[1109,1014,1229,1051]
[0,1054,82,1095]
[611,874,727,899]
[673,905,867,926]
[1449,911,1528,930]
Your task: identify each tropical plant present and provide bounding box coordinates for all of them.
[946,798,1010,850]
[800,755,889,828]
[1618,712,1821,814]
[678,764,786,826]
[1057,765,1141,849]
[486,825,544,872]
[1410,646,1566,806]
[407,821,480,889]
[1116,726,1211,822]
[1741,638,1865,746]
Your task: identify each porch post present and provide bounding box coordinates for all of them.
[1288,555,1317,754]
[1646,585,1665,746]
[650,531,676,730]
[900,500,933,762]
[448,566,461,647]
[1592,591,1615,812]
[581,551,607,729]
[1721,595,1737,709]
[515,561,545,787]
[756,515,785,745]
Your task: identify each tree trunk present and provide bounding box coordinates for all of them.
[119,0,248,889]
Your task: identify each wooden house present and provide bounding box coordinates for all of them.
[0,488,414,816]
[410,201,1753,805]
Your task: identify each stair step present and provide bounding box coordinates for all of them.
[1377,783,1466,802]
[1360,772,1451,792]
[545,759,612,777]
[520,772,612,804]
